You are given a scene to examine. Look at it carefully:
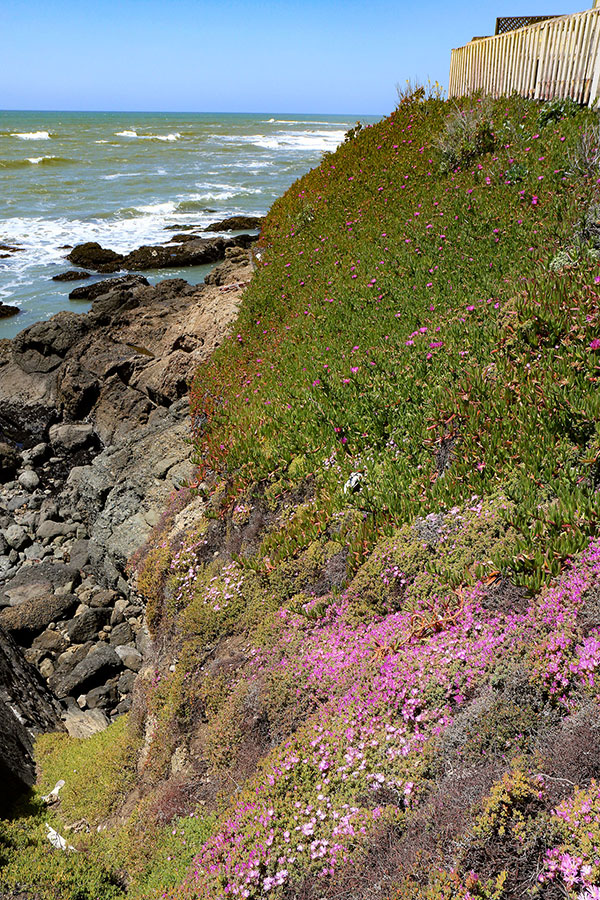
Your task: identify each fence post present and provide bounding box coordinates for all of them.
[590,13,600,103]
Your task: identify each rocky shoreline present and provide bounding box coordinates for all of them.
[0,234,254,754]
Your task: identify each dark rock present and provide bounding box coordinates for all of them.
[36,519,75,541]
[109,621,133,645]
[88,589,118,609]
[0,302,19,319]
[0,624,64,810]
[86,682,118,709]
[31,629,68,654]
[122,237,226,270]
[12,311,91,361]
[52,643,122,698]
[1,561,79,607]
[168,233,202,243]
[66,607,110,643]
[206,215,264,232]
[0,593,78,641]
[69,539,91,570]
[115,696,132,714]
[0,442,19,483]
[52,270,92,282]
[117,669,136,694]
[66,242,125,273]
[69,274,149,302]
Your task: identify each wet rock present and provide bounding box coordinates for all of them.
[52,643,122,698]
[52,270,92,282]
[0,593,78,641]
[66,242,125,273]
[206,215,264,231]
[69,273,149,302]
[0,302,19,319]
[122,236,227,270]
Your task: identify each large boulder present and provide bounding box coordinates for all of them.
[0,593,78,642]
[52,270,91,282]
[0,302,19,319]
[206,215,264,232]
[121,236,227,270]
[51,643,122,698]
[68,274,149,302]
[66,242,125,273]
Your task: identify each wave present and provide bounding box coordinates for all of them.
[114,130,181,142]
[218,130,346,152]
[0,156,73,169]
[260,119,352,126]
[176,197,235,210]
[101,172,143,181]
[11,131,51,141]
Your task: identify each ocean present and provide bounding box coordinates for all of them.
[0,110,377,339]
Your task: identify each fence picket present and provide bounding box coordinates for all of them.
[450,6,600,106]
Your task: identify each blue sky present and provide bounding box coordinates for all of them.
[1,0,590,114]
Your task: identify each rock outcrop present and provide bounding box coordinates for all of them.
[206,215,264,232]
[0,250,253,734]
[65,233,258,273]
[0,624,64,810]
[0,302,19,319]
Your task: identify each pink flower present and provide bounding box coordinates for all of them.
[589,339,600,350]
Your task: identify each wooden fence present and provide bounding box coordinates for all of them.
[449,4,600,106]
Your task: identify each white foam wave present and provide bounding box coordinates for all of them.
[134,201,178,215]
[95,140,109,144]
[102,172,143,181]
[114,130,180,141]
[261,119,352,126]
[11,131,50,141]
[218,130,346,152]
[27,157,44,164]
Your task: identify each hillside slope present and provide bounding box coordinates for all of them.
[3,91,600,900]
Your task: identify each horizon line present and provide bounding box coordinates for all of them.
[0,108,384,118]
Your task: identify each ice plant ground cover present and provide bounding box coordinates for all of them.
[3,92,600,899]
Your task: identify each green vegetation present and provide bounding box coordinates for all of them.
[4,91,600,899]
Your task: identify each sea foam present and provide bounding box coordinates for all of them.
[11,131,51,141]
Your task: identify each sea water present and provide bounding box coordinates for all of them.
[0,110,378,339]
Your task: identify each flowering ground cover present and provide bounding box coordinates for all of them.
[4,92,600,900]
